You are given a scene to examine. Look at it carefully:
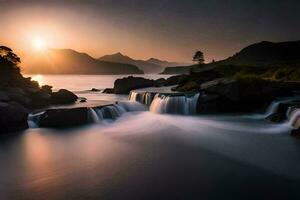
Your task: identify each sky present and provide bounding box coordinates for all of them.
[0,0,300,63]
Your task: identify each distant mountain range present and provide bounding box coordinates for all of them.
[98,52,190,74]
[23,49,143,74]
[161,40,300,74]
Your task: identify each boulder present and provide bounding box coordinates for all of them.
[51,89,78,104]
[201,78,239,101]
[39,107,89,128]
[30,90,52,107]
[114,76,155,94]
[172,81,199,92]
[164,75,189,86]
[154,78,166,87]
[5,87,31,106]
[196,94,219,114]
[91,88,101,92]
[266,101,300,123]
[102,88,114,94]
[0,102,28,133]
[0,91,10,101]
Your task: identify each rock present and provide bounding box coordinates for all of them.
[31,90,52,107]
[79,97,87,103]
[6,87,31,106]
[0,91,10,101]
[201,78,239,101]
[91,88,101,92]
[114,76,155,94]
[196,94,219,114]
[154,78,166,87]
[41,85,53,94]
[267,101,300,123]
[51,89,78,104]
[0,102,28,133]
[39,107,89,128]
[164,75,189,86]
[102,88,114,94]
[172,81,199,92]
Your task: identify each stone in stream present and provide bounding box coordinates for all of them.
[51,89,78,104]
[0,102,28,133]
[113,76,155,94]
[39,107,89,128]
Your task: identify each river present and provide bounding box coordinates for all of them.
[1,74,299,199]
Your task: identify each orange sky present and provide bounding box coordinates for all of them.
[1,1,299,64]
[1,5,196,63]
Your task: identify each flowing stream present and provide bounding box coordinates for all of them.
[3,75,300,199]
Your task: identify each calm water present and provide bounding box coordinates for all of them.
[28,74,172,91]
[1,75,300,199]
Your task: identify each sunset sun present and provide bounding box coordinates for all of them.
[33,37,47,50]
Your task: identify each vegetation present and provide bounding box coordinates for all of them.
[214,64,300,81]
[193,51,204,65]
[0,46,39,89]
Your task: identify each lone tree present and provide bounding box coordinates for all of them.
[193,50,204,65]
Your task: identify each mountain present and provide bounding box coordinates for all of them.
[98,53,190,74]
[161,40,300,74]
[218,40,300,66]
[146,58,190,68]
[23,49,144,74]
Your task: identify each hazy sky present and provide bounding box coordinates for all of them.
[1,0,300,62]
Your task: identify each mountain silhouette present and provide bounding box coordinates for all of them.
[161,40,300,74]
[23,49,143,74]
[99,52,190,74]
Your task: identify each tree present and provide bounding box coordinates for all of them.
[0,46,21,65]
[193,51,204,65]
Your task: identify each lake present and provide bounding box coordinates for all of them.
[1,74,300,199]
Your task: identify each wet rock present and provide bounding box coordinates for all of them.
[0,91,10,101]
[39,107,89,128]
[164,75,189,86]
[114,76,155,94]
[0,102,28,133]
[51,89,78,104]
[196,94,219,114]
[154,78,166,87]
[103,88,114,94]
[201,78,239,101]
[172,81,199,92]
[91,88,101,92]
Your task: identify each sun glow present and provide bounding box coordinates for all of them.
[33,37,47,51]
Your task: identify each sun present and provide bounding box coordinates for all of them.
[33,37,47,51]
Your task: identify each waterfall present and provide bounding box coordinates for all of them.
[117,101,148,112]
[129,91,139,102]
[100,105,125,119]
[149,93,200,115]
[88,108,101,123]
[264,101,281,117]
[27,111,45,128]
[264,97,300,117]
[287,107,300,127]
[129,91,155,106]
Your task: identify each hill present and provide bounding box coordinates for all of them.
[161,40,300,74]
[99,53,190,74]
[23,49,144,74]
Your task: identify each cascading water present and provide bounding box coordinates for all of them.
[129,91,155,106]
[88,108,101,123]
[27,111,45,128]
[287,107,300,128]
[117,101,148,112]
[149,93,200,115]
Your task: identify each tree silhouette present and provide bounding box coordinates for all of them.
[193,51,204,65]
